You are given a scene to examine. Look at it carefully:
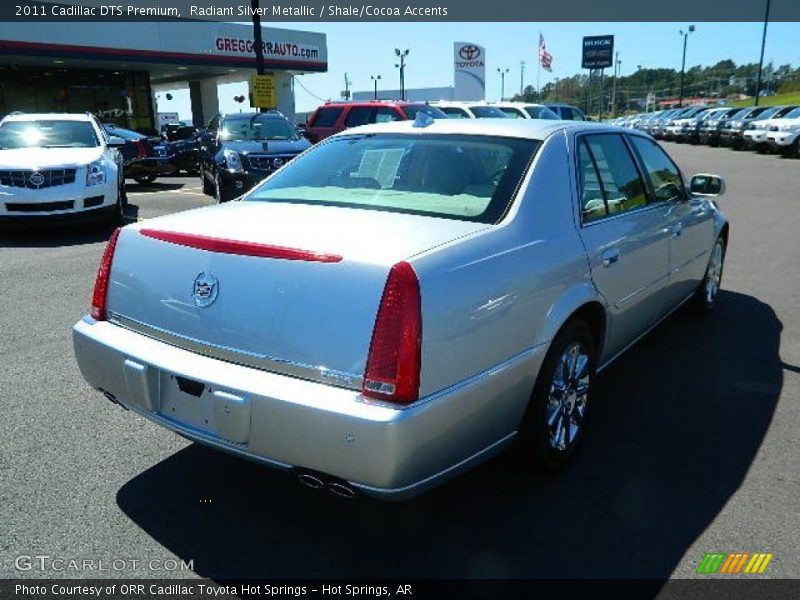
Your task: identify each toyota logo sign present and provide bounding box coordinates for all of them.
[459,45,481,61]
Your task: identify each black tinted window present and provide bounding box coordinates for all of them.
[628,136,685,202]
[344,107,373,127]
[311,107,343,128]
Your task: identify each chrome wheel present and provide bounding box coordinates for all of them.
[546,342,590,452]
[704,240,724,304]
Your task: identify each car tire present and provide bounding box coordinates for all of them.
[200,165,214,196]
[693,236,726,314]
[215,173,234,203]
[518,319,596,472]
[133,174,156,185]
[109,187,124,228]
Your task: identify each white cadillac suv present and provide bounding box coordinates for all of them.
[0,112,126,226]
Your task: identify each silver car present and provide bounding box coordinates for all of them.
[73,118,729,499]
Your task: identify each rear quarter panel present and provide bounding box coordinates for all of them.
[411,130,600,424]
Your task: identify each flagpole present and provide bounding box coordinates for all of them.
[537,32,541,98]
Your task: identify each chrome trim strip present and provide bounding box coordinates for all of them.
[598,290,695,373]
[107,313,363,391]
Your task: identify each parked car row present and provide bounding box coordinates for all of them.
[200,100,589,204]
[609,103,800,157]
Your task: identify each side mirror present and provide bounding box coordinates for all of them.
[690,173,726,197]
[107,136,126,148]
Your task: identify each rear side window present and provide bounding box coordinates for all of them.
[560,107,574,120]
[628,136,685,203]
[310,107,343,128]
[578,134,648,222]
[344,107,373,127]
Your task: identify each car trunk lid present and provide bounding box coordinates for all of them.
[106,201,487,387]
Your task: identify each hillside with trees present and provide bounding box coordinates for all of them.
[512,60,800,117]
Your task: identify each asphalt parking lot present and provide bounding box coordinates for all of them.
[1,148,799,581]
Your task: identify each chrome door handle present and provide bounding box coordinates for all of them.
[672,223,683,237]
[601,248,620,267]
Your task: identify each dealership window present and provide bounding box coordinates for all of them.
[0,65,155,131]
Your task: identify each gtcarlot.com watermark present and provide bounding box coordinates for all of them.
[15,554,194,573]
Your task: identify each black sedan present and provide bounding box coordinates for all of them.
[102,124,176,185]
[164,125,202,175]
[198,111,311,202]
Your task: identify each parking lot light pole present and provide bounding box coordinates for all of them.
[754,0,772,107]
[395,48,410,101]
[678,25,695,108]
[520,61,525,95]
[371,74,381,100]
[497,67,509,101]
[250,0,266,113]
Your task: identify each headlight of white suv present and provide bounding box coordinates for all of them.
[223,148,243,172]
[86,160,106,186]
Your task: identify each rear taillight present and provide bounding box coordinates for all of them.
[90,228,122,321]
[363,262,421,405]
[133,139,147,158]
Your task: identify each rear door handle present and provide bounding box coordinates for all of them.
[601,248,620,267]
[672,223,683,237]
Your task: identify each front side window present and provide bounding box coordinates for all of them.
[0,120,99,149]
[578,134,648,222]
[628,136,685,203]
[247,133,539,223]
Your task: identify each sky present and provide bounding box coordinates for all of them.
[157,21,800,120]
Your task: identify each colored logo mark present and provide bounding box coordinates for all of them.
[696,552,773,574]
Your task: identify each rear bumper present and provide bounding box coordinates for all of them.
[124,158,177,178]
[73,318,542,499]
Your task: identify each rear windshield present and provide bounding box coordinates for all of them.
[0,120,99,149]
[247,133,539,223]
[103,125,145,141]
[469,106,509,118]
[401,105,448,120]
[525,106,560,119]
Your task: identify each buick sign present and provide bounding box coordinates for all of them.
[582,35,614,69]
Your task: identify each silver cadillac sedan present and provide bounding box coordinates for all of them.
[73,117,728,499]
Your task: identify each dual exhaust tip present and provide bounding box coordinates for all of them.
[296,471,358,499]
[102,389,356,500]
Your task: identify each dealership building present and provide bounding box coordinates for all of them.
[0,20,327,129]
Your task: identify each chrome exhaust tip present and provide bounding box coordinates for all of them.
[101,390,127,410]
[297,472,326,490]
[327,482,357,499]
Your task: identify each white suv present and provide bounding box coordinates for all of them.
[0,113,126,225]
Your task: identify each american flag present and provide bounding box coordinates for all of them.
[539,33,553,72]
